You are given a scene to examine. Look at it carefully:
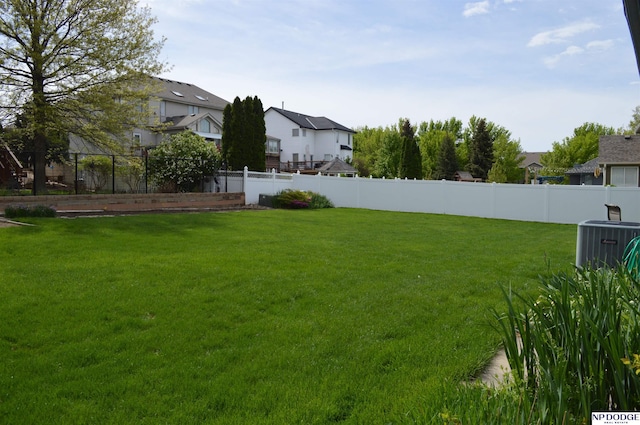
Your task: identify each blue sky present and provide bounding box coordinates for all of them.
[144,0,640,152]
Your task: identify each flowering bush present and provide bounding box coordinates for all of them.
[273,189,333,209]
[148,131,221,192]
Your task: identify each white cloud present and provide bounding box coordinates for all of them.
[463,1,490,18]
[528,21,600,47]
[543,45,584,68]
[586,39,614,50]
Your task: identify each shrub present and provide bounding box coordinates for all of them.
[273,189,333,209]
[148,131,221,193]
[4,205,57,218]
[493,266,640,423]
[80,155,112,192]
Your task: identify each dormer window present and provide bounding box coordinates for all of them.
[171,90,184,97]
[195,95,207,101]
[199,119,210,133]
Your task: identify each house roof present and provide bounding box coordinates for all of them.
[599,135,640,164]
[520,152,544,168]
[317,157,357,174]
[565,157,601,175]
[154,77,230,111]
[454,171,478,181]
[267,107,355,133]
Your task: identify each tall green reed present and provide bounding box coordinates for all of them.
[494,267,640,423]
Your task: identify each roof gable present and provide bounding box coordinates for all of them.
[164,112,222,131]
[599,135,640,163]
[267,107,355,133]
[317,157,357,174]
[520,152,544,168]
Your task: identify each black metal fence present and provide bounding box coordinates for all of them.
[5,152,242,195]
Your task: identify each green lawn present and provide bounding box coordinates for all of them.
[0,209,575,424]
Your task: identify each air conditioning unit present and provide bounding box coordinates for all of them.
[576,220,640,268]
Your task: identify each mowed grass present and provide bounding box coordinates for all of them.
[0,209,575,424]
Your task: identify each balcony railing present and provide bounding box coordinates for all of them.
[279,160,329,173]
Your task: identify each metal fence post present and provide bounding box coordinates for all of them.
[144,152,148,194]
[74,153,78,194]
[111,155,115,194]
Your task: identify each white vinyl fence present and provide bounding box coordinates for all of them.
[242,168,640,225]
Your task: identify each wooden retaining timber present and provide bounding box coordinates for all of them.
[0,192,246,216]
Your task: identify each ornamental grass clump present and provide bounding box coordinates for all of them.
[273,189,334,209]
[4,204,57,218]
[493,266,640,423]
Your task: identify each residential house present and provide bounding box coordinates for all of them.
[520,152,544,184]
[264,107,356,173]
[137,77,230,151]
[69,77,230,154]
[565,157,603,185]
[599,135,640,186]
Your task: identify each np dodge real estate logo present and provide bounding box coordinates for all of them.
[592,412,640,425]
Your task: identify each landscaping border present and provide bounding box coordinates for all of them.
[0,192,246,216]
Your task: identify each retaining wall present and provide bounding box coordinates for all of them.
[0,192,245,215]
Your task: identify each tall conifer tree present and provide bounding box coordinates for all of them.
[399,119,422,179]
[467,118,493,180]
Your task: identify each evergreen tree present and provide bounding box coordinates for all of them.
[435,134,458,180]
[250,96,266,172]
[399,119,422,179]
[221,104,232,167]
[467,118,493,181]
[221,95,266,171]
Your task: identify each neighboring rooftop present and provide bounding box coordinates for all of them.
[268,107,355,133]
[599,135,640,164]
[154,77,230,110]
[566,157,600,175]
[520,152,544,168]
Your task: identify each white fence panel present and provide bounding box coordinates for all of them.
[242,168,640,224]
[243,169,293,204]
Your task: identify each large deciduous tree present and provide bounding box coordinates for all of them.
[541,122,616,175]
[417,117,463,179]
[222,96,266,171]
[488,134,525,183]
[0,0,167,193]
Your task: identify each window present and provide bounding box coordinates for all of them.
[324,154,332,161]
[195,94,208,101]
[160,101,166,118]
[348,134,352,145]
[292,128,299,137]
[266,139,279,154]
[199,119,210,133]
[188,105,199,115]
[171,90,184,97]
[302,129,307,137]
[611,166,639,187]
[133,133,141,146]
